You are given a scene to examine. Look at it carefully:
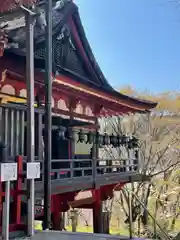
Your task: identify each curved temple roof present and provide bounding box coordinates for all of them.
[0,0,157,111]
[0,0,37,14]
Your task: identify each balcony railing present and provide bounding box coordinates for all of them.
[15,156,139,180]
[19,156,140,195]
[0,103,141,194]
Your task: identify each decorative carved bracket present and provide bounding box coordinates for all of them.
[0,69,7,88]
[69,98,80,112]
[0,28,8,57]
[93,104,103,116]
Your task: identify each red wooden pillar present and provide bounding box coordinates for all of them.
[51,195,63,230]
[92,189,102,233]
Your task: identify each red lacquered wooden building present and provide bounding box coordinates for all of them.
[0,0,157,234]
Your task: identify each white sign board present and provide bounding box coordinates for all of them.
[0,163,17,182]
[27,162,40,179]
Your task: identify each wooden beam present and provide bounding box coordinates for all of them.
[68,197,94,209]
[0,93,27,103]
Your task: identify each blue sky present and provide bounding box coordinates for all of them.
[75,0,180,93]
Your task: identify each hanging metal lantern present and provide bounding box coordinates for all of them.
[116,135,121,147]
[86,131,94,144]
[65,128,70,140]
[127,136,138,149]
[57,126,66,140]
[134,149,139,171]
[96,132,103,145]
[99,134,104,145]
[103,133,109,145]
[78,129,86,143]
[134,149,138,159]
[95,132,99,144]
[0,142,8,163]
[65,127,76,141]
[131,136,138,148]
[110,134,117,146]
[127,140,132,149]
[121,135,127,145]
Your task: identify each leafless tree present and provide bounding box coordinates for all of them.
[99,90,180,237]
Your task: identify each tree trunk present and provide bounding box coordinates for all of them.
[141,184,151,227]
[137,216,141,237]
[102,211,110,234]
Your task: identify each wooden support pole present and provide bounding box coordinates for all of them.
[51,195,63,231]
[92,116,102,233]
[52,212,63,231]
[12,156,23,225]
[43,0,52,230]
[93,189,102,233]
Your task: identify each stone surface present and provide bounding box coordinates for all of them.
[28,231,150,240]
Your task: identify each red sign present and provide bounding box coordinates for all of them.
[0,0,37,13]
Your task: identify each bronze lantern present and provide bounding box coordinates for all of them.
[96,132,103,145]
[110,134,117,146]
[57,126,66,140]
[103,133,109,145]
[86,131,94,144]
[78,129,86,143]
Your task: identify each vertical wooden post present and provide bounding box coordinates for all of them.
[92,115,103,233]
[24,8,36,235]
[93,189,102,233]
[43,0,52,230]
[52,211,61,230]
[52,212,63,230]
[35,112,43,161]
[2,180,10,240]
[12,156,23,225]
[51,195,63,230]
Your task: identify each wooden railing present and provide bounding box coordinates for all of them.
[0,102,140,194]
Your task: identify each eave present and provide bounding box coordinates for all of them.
[0,53,156,115]
[54,74,156,113]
